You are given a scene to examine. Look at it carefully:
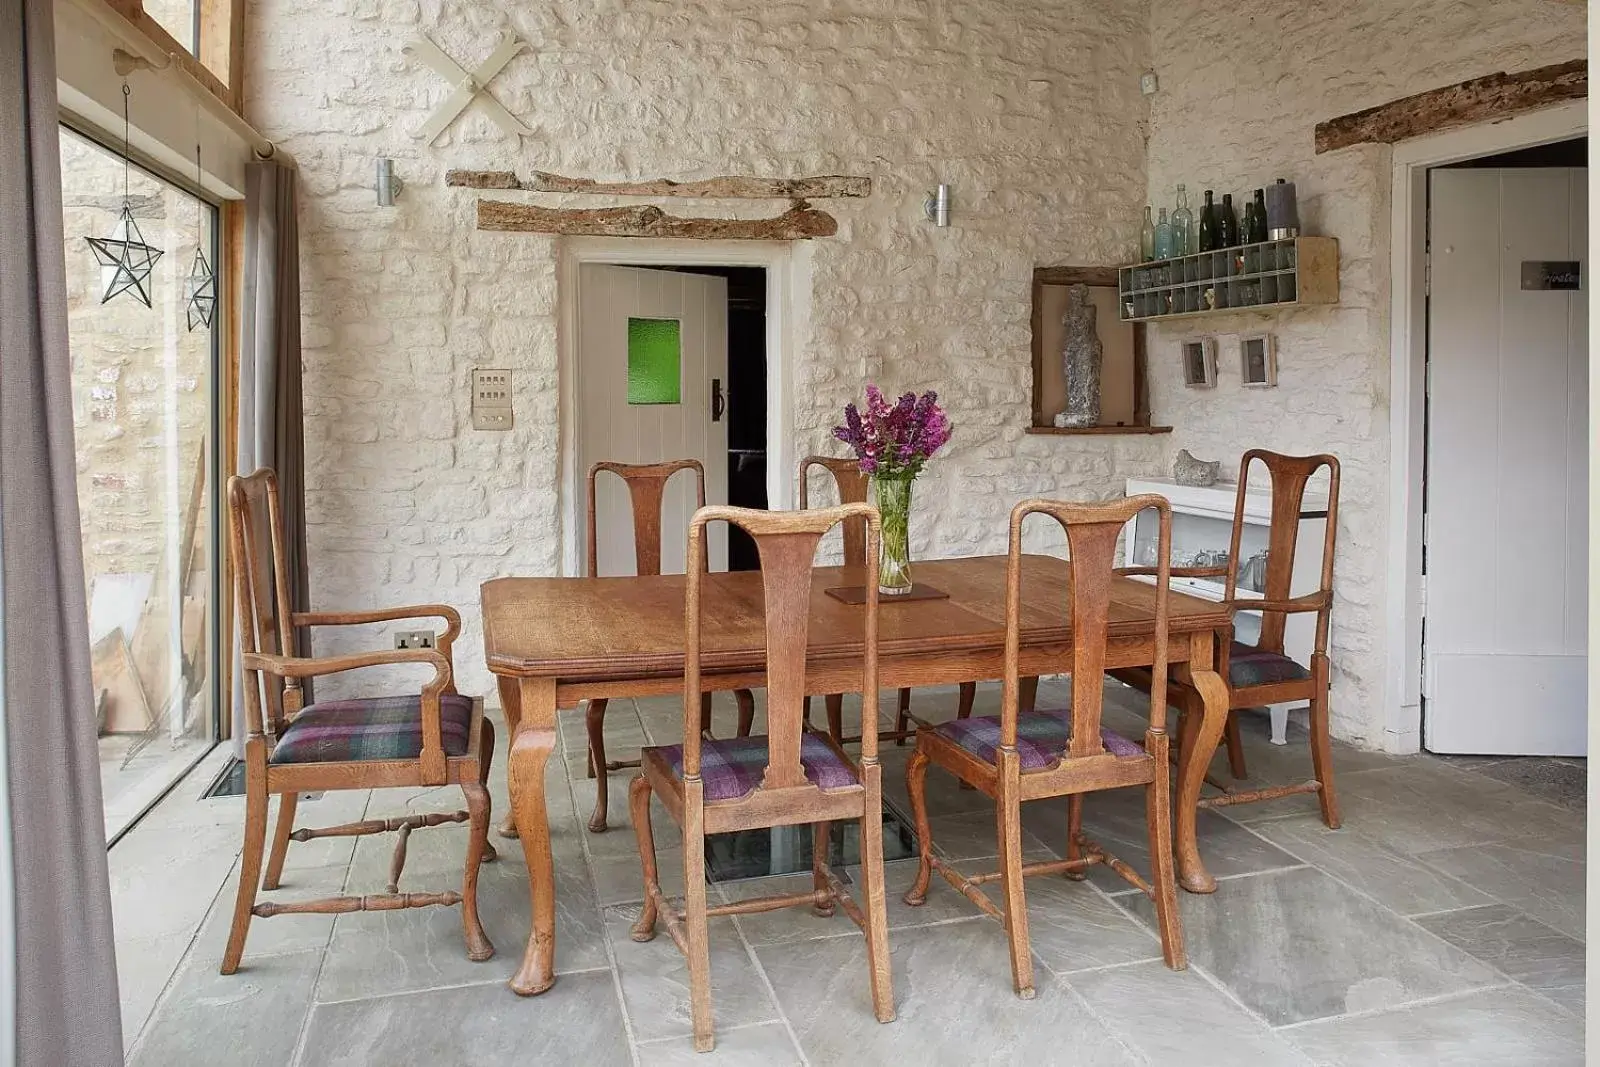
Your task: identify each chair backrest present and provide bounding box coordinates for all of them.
[681,503,880,792]
[1224,450,1340,656]
[228,468,294,735]
[799,455,870,566]
[587,459,707,577]
[1003,495,1171,760]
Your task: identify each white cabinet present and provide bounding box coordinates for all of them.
[1123,477,1328,744]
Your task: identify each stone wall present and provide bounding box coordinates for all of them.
[245,0,1169,699]
[1143,0,1585,746]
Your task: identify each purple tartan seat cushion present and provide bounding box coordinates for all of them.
[652,733,859,802]
[931,711,1144,771]
[1228,642,1312,689]
[270,693,475,765]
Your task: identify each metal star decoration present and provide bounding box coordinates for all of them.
[184,246,216,330]
[86,205,164,307]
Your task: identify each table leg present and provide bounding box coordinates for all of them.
[495,676,523,839]
[1174,667,1228,894]
[1018,676,1039,714]
[508,675,559,996]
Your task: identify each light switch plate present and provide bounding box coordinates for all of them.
[472,368,513,430]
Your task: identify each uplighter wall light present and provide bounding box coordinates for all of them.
[375,158,405,206]
[924,183,950,227]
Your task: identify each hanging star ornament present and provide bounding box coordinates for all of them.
[184,246,216,330]
[86,205,163,307]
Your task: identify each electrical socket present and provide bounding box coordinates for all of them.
[395,630,436,650]
[472,368,513,430]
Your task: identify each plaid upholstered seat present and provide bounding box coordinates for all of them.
[1228,642,1312,689]
[931,711,1144,772]
[653,733,859,802]
[270,693,475,765]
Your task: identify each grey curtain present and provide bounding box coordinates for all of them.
[234,161,310,743]
[0,0,123,1062]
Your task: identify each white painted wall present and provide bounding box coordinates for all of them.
[245,0,1169,699]
[1143,0,1586,748]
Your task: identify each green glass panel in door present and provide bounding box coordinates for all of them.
[627,317,682,404]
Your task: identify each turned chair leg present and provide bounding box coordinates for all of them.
[811,821,835,917]
[901,747,934,906]
[995,774,1035,999]
[893,688,912,745]
[1224,714,1248,780]
[1308,654,1341,829]
[628,775,661,942]
[1063,794,1087,881]
[825,694,845,746]
[460,776,495,962]
[1144,728,1186,969]
[262,790,297,891]
[735,689,755,737]
[221,746,269,975]
[585,698,611,833]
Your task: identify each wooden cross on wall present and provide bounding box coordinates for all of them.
[404,31,534,143]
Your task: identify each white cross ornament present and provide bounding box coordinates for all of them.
[404,31,534,143]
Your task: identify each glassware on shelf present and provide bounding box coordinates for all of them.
[1140,207,1155,262]
[1154,208,1173,260]
[1172,185,1193,256]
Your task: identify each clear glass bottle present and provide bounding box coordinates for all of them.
[1172,184,1193,257]
[1140,206,1155,262]
[1153,208,1173,260]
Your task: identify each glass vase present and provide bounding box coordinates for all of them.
[873,472,915,596]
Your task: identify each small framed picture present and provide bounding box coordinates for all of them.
[1181,337,1217,388]
[1239,333,1277,387]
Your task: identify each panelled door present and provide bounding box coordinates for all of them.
[577,264,729,575]
[1423,166,1587,755]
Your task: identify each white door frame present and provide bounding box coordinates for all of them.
[557,237,800,577]
[1383,99,1586,753]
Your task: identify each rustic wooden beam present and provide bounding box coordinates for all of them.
[100,0,235,110]
[476,199,839,240]
[1034,265,1119,288]
[449,169,870,199]
[1315,59,1586,154]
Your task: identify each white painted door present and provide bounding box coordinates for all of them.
[577,264,729,576]
[1423,167,1587,755]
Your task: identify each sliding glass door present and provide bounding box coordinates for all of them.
[59,125,221,841]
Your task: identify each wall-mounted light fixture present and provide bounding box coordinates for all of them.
[375,158,405,206]
[924,183,950,227]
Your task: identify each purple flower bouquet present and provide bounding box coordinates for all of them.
[832,386,952,594]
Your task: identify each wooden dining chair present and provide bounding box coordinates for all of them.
[628,503,895,1052]
[798,455,976,743]
[583,459,755,833]
[222,468,495,975]
[903,495,1185,996]
[1119,450,1342,828]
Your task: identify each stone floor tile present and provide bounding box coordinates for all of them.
[1416,842,1586,942]
[605,906,780,1043]
[1020,875,1164,974]
[1474,757,1587,810]
[1282,985,1583,1066]
[634,1021,804,1065]
[127,948,321,1067]
[756,923,1141,1065]
[1121,866,1500,1026]
[192,863,346,965]
[116,933,192,1051]
[298,970,629,1067]
[1070,960,1314,1065]
[1416,903,1586,1015]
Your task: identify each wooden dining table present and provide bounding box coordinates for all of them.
[481,553,1233,996]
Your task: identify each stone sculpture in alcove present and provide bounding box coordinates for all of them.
[1054,284,1102,429]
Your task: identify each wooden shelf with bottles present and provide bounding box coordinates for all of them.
[1117,236,1338,323]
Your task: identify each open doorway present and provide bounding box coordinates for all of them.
[1420,136,1586,756]
[570,260,769,576]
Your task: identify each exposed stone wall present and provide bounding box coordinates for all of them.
[246,0,1168,698]
[63,129,212,601]
[1143,0,1585,747]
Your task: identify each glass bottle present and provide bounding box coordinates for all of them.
[1198,190,1217,252]
[1251,188,1269,242]
[1219,193,1238,247]
[1140,206,1155,262]
[1172,184,1193,257]
[1153,208,1173,260]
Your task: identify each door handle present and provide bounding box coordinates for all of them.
[711,378,725,422]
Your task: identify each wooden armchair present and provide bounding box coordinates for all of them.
[1116,450,1342,828]
[629,503,895,1052]
[798,455,977,742]
[903,496,1185,997]
[582,459,755,833]
[222,468,494,975]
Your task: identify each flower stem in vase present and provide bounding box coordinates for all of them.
[873,472,915,596]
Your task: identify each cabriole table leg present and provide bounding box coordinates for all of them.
[507,675,559,995]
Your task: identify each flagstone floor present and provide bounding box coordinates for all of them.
[111,680,1585,1066]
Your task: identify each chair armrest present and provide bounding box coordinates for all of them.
[289,605,462,666]
[1115,566,1231,579]
[1238,592,1330,615]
